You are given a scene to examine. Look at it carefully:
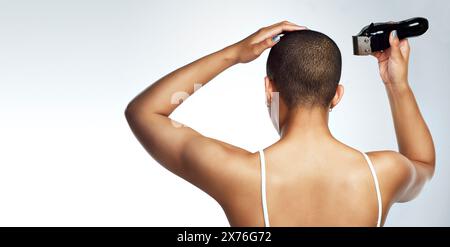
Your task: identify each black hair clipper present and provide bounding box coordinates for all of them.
[352,17,428,55]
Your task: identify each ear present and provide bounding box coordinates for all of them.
[264,76,274,103]
[330,84,344,109]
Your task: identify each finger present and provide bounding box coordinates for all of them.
[259,21,307,42]
[399,38,410,60]
[389,30,402,60]
[371,51,382,59]
[269,22,306,33]
[262,24,306,40]
[372,50,389,63]
[283,20,305,28]
[253,36,278,55]
[267,20,303,29]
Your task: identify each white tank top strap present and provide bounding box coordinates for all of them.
[361,151,383,227]
[258,150,270,227]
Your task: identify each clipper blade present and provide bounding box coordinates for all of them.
[353,36,371,55]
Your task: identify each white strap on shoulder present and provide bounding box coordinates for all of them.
[259,150,270,227]
[361,152,383,227]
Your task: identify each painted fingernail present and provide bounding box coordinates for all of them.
[392,30,397,38]
[272,35,281,43]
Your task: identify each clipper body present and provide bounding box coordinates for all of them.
[353,17,428,55]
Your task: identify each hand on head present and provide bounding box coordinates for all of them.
[230,21,307,64]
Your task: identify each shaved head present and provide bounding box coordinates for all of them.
[266,30,342,109]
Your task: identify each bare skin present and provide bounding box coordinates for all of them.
[125,21,435,226]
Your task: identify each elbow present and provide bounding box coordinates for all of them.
[124,99,157,128]
[125,98,163,129]
[417,156,436,181]
[428,138,437,177]
[124,101,134,122]
[426,145,437,178]
[428,157,436,179]
[124,99,140,125]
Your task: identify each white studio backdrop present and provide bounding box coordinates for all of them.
[0,0,449,226]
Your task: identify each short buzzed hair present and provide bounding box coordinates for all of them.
[266,30,342,109]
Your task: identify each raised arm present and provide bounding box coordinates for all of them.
[373,30,435,202]
[125,21,305,202]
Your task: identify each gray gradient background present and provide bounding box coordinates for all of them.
[0,0,449,226]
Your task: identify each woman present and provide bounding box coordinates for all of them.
[125,21,435,226]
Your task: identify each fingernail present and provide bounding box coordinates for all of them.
[272,35,281,43]
[392,30,397,38]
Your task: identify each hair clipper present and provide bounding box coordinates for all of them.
[353,17,429,55]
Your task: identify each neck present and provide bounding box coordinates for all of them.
[279,107,333,141]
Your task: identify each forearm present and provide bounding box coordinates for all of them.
[385,82,435,167]
[127,45,238,117]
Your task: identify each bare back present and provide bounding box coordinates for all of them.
[221,141,401,227]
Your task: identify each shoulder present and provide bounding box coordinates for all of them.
[365,150,414,203]
[181,135,260,204]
